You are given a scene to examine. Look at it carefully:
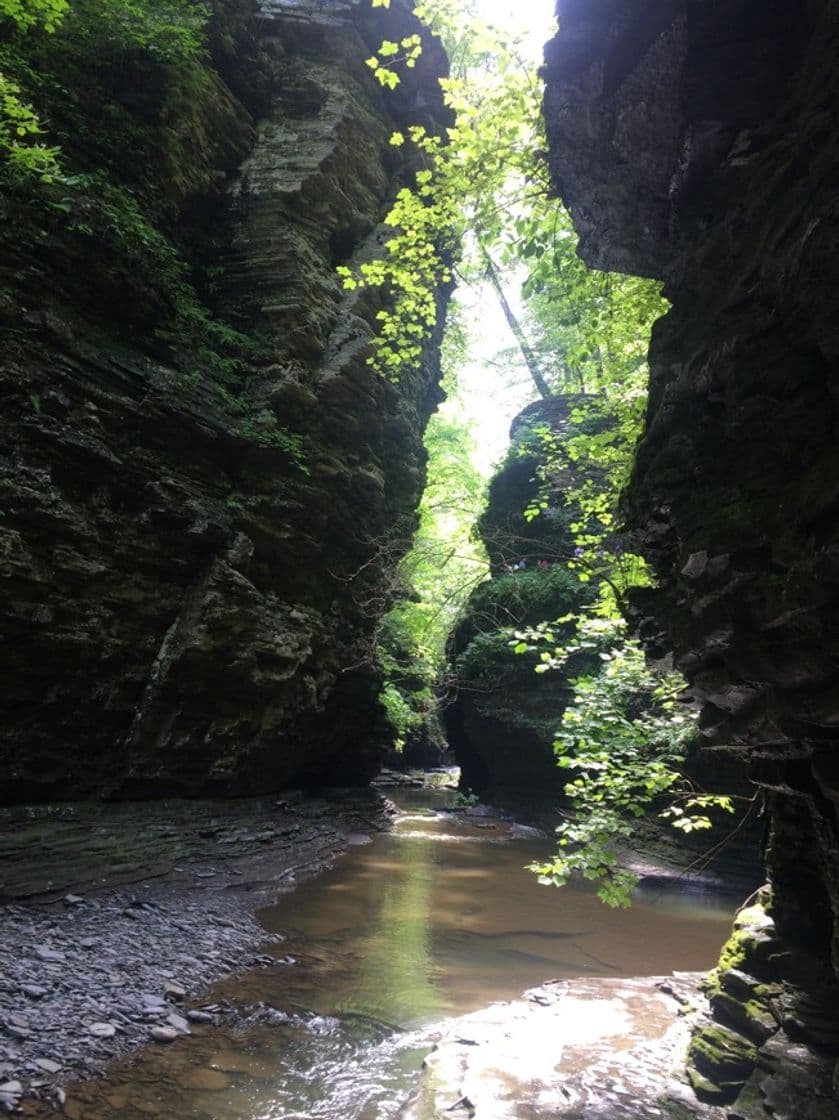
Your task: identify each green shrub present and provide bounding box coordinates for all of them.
[463,565,588,637]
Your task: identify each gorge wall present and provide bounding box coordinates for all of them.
[444,396,593,796]
[0,0,450,801]
[543,0,839,1109]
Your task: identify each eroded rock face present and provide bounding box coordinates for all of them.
[0,0,450,800]
[544,0,839,1107]
[444,397,593,795]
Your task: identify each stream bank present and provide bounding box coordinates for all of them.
[0,789,391,1111]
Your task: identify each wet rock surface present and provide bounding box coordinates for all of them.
[403,973,716,1120]
[0,789,390,1107]
[685,892,839,1118]
[406,967,838,1120]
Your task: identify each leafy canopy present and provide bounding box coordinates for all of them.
[512,616,733,906]
[377,315,489,746]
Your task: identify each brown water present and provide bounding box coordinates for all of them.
[60,789,737,1120]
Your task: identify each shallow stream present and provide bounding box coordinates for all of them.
[61,788,737,1120]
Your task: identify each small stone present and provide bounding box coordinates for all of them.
[35,1059,62,1074]
[63,894,84,906]
[164,982,186,1001]
[34,946,66,963]
[0,1083,22,1097]
[79,938,97,950]
[150,1026,177,1043]
[88,1023,116,1039]
[680,550,709,580]
[345,833,373,845]
[21,984,48,999]
[186,1010,214,1024]
[166,1013,190,1034]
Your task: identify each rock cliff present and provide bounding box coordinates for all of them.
[444,397,594,795]
[544,0,839,1109]
[0,0,451,800]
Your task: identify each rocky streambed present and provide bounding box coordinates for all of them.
[403,973,716,1120]
[4,782,798,1120]
[0,788,392,1111]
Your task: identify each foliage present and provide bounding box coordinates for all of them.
[0,0,210,183]
[0,71,60,178]
[513,616,733,906]
[455,628,518,681]
[342,0,547,380]
[379,681,420,751]
[0,0,66,178]
[337,156,457,380]
[59,0,208,64]
[377,334,489,744]
[1,0,307,472]
[1,0,68,33]
[465,566,585,635]
[357,0,668,617]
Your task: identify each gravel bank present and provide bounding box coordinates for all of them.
[0,789,391,1111]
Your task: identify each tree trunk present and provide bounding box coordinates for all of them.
[484,254,552,399]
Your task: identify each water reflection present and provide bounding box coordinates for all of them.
[57,791,738,1120]
[257,803,735,1026]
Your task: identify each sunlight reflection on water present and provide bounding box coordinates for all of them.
[60,789,737,1120]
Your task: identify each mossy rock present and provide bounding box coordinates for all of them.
[685,1064,746,1104]
[714,895,782,979]
[710,989,779,1044]
[688,1022,758,1094]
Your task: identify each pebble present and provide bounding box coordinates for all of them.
[186,1010,214,1024]
[63,895,84,906]
[166,1013,190,1034]
[0,1081,22,1114]
[150,1026,177,1043]
[20,985,48,999]
[34,947,66,963]
[88,1024,116,1039]
[164,982,186,1001]
[34,1059,61,1074]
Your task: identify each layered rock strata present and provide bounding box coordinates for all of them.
[544,0,839,1108]
[0,0,450,799]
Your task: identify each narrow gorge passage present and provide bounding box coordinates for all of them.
[3,0,839,1116]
